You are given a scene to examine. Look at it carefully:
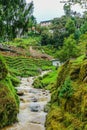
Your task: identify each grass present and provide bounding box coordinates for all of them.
[4,36,41,48]
[4,56,53,77]
[0,54,19,128]
[33,69,57,90]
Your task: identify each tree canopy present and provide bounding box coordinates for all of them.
[0,0,34,41]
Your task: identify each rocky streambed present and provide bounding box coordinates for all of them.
[2,72,50,130]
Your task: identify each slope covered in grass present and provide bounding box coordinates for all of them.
[4,56,53,77]
[46,55,87,130]
[33,69,57,90]
[0,55,19,128]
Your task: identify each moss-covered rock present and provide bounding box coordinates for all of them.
[46,106,65,130]
[79,59,87,82]
[46,56,87,130]
[0,55,19,128]
[0,55,8,80]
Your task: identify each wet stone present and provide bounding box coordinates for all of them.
[31,97,38,102]
[29,103,41,112]
[17,91,24,96]
[2,71,50,130]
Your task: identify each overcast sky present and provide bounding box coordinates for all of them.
[26,0,64,22]
[26,0,85,23]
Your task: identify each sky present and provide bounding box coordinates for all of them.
[26,0,64,23]
[26,0,85,23]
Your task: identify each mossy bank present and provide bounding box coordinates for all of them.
[0,55,19,128]
[46,55,87,130]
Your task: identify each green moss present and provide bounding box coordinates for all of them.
[33,70,57,90]
[0,55,19,128]
[79,60,87,82]
[0,78,19,128]
[7,73,20,87]
[46,106,65,130]
[56,60,70,88]
[4,56,53,77]
[46,56,87,130]
[0,55,8,80]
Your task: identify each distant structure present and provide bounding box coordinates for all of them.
[51,59,61,67]
[40,20,51,27]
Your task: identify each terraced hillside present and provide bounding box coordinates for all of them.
[0,55,19,128]
[4,56,53,77]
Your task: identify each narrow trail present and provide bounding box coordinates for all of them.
[2,71,50,130]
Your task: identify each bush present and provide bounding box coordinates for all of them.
[58,77,73,98]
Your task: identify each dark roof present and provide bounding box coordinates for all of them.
[40,20,52,24]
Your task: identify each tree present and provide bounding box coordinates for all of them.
[65,18,76,35]
[0,0,34,40]
[64,3,71,16]
[51,16,68,47]
[80,22,87,34]
[57,34,80,62]
[40,29,53,45]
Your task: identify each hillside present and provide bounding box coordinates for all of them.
[46,55,87,130]
[0,37,54,128]
[0,55,19,128]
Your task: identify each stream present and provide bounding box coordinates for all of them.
[2,71,50,130]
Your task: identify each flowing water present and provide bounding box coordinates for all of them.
[2,71,50,130]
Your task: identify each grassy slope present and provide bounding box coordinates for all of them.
[4,56,53,77]
[4,36,41,48]
[33,69,57,90]
[0,35,54,128]
[46,55,87,130]
[0,55,19,128]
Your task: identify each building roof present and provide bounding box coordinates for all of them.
[40,20,52,24]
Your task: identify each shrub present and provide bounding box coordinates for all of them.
[58,77,73,99]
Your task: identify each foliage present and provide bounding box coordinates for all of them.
[74,29,81,40]
[51,16,68,47]
[40,29,53,46]
[0,54,19,128]
[80,22,87,34]
[58,77,73,98]
[12,36,41,47]
[57,35,80,62]
[63,0,87,8]
[0,0,34,40]
[65,18,76,35]
[33,69,57,90]
[4,56,53,77]
[0,55,8,80]
[46,56,87,130]
[64,3,71,16]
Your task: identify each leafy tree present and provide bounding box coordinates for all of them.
[80,22,87,34]
[64,3,71,16]
[57,34,80,62]
[0,0,34,40]
[65,18,76,35]
[40,30,53,45]
[61,0,87,8]
[74,29,81,40]
[51,16,68,47]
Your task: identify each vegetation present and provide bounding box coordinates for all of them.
[1,0,87,129]
[0,0,34,41]
[33,69,57,90]
[0,55,19,128]
[4,36,41,48]
[46,56,87,130]
[4,56,53,77]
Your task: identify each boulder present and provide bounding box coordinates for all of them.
[30,104,41,112]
